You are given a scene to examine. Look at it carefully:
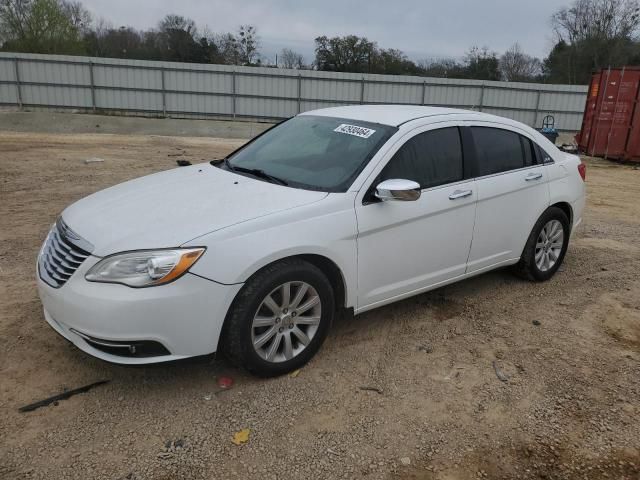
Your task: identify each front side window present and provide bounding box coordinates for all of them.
[378,127,464,189]
[226,115,396,192]
[471,127,529,176]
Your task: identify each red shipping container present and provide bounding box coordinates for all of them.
[576,67,640,162]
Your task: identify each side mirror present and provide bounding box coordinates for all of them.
[374,179,421,202]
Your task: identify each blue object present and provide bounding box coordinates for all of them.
[540,115,559,144]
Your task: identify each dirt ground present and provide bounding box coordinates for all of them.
[0,126,639,480]
[0,110,272,139]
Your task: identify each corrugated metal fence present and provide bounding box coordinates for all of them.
[0,52,588,131]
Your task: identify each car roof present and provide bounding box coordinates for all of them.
[299,105,485,127]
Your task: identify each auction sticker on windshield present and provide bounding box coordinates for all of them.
[334,124,376,139]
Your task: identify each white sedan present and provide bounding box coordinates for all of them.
[37,106,586,376]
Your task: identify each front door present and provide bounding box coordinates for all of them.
[355,125,476,311]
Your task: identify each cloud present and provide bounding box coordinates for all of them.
[80,0,567,60]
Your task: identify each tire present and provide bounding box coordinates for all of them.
[515,206,570,282]
[221,258,335,377]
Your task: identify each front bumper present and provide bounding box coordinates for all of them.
[37,256,242,365]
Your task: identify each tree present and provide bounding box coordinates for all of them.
[157,14,201,62]
[552,0,639,44]
[542,40,584,84]
[545,0,640,83]
[418,49,502,80]
[500,43,542,81]
[280,48,304,69]
[83,15,222,64]
[84,26,143,58]
[463,46,501,81]
[314,35,377,72]
[62,0,90,34]
[0,1,258,65]
[372,48,423,75]
[418,58,466,78]
[159,14,196,36]
[211,32,242,64]
[125,14,222,64]
[236,24,259,64]
[196,36,224,64]
[314,35,424,74]
[0,0,89,53]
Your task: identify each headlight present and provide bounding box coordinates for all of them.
[85,248,205,287]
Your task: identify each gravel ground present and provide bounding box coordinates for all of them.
[0,127,639,480]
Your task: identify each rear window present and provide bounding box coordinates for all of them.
[471,127,527,176]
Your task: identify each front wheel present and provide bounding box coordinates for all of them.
[222,259,335,377]
[515,207,570,282]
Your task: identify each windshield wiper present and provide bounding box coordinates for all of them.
[224,159,288,186]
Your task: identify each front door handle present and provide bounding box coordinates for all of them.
[525,172,543,181]
[449,189,473,200]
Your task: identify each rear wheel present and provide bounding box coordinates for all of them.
[222,259,334,377]
[515,207,570,282]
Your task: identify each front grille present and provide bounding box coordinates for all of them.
[39,220,92,288]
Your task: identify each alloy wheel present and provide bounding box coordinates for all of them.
[251,281,321,363]
[535,219,564,272]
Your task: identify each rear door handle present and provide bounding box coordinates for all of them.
[525,172,543,181]
[449,189,473,200]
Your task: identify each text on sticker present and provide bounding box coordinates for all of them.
[334,124,376,139]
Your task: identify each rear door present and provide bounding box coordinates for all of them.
[465,124,550,273]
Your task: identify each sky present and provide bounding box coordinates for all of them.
[80,0,569,63]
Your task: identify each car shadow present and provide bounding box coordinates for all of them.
[330,267,520,336]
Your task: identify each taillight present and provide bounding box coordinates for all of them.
[578,162,586,181]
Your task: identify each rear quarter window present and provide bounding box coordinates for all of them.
[521,136,536,167]
[535,144,555,164]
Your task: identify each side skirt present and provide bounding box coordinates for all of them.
[354,257,520,315]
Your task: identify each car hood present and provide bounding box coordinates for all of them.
[62,164,328,256]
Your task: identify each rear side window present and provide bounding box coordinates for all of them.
[471,127,529,176]
[521,136,536,167]
[536,144,554,164]
[379,127,464,189]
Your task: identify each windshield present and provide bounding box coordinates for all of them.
[225,115,396,192]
